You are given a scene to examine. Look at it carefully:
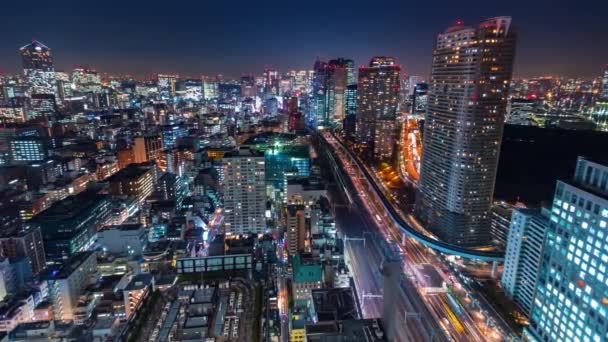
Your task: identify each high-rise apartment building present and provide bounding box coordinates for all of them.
[285,204,307,256]
[501,208,549,316]
[221,148,266,234]
[415,17,516,246]
[355,57,401,160]
[525,157,608,342]
[19,40,56,96]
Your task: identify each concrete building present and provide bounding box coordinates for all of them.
[416,17,517,246]
[28,190,111,262]
[501,208,548,316]
[0,225,46,275]
[107,162,155,205]
[132,134,163,164]
[40,252,98,321]
[221,148,266,234]
[286,205,307,256]
[355,57,400,161]
[97,224,147,256]
[292,256,323,304]
[123,273,154,318]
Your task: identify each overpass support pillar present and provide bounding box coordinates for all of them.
[491,261,499,278]
[401,232,407,246]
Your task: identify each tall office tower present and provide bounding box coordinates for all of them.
[355,56,401,160]
[133,134,163,164]
[525,158,608,341]
[415,17,516,246]
[72,67,101,93]
[202,76,218,100]
[19,40,56,96]
[157,74,178,100]
[327,58,352,124]
[221,148,266,234]
[412,83,429,115]
[240,75,256,98]
[405,75,424,96]
[293,70,312,93]
[501,208,548,316]
[310,60,330,127]
[345,85,357,117]
[285,204,307,256]
[600,65,608,100]
[55,71,72,99]
[28,94,57,119]
[263,69,279,95]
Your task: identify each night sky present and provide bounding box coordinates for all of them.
[0,0,606,79]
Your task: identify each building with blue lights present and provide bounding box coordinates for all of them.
[525,157,608,341]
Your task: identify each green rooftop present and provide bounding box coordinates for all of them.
[293,255,322,283]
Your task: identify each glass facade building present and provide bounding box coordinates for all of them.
[526,157,608,342]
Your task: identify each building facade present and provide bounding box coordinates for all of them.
[525,158,608,341]
[355,57,400,161]
[221,148,266,234]
[501,208,548,316]
[415,17,516,246]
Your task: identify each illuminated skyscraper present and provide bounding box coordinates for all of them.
[310,60,329,127]
[415,17,516,246]
[157,74,178,101]
[72,67,101,93]
[327,58,352,124]
[525,158,608,342]
[19,40,56,96]
[345,84,357,117]
[600,65,608,100]
[221,148,266,234]
[202,76,218,100]
[355,56,401,160]
[264,68,279,95]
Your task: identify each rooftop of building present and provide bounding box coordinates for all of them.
[40,251,95,280]
[311,288,360,322]
[305,319,386,341]
[222,146,264,158]
[106,162,153,182]
[31,189,107,222]
[293,255,323,283]
[242,132,296,146]
[124,273,154,292]
[100,223,144,232]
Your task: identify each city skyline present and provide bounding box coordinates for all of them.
[0,0,606,78]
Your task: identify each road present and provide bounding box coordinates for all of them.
[320,131,514,341]
[322,149,446,341]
